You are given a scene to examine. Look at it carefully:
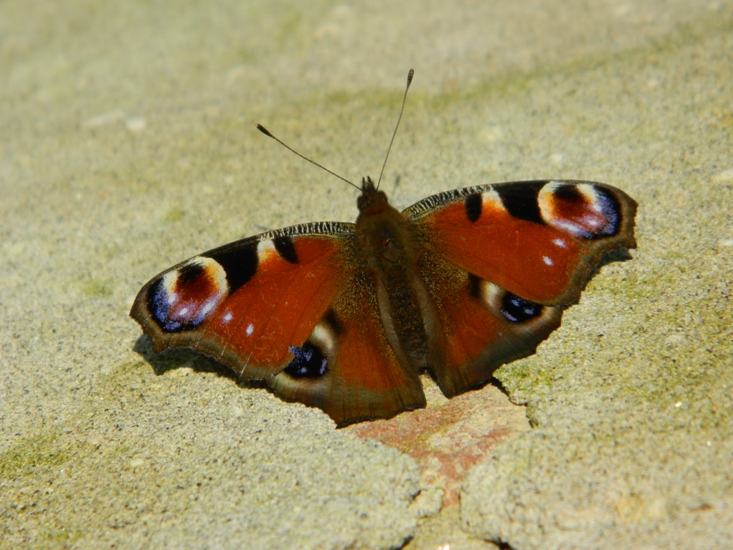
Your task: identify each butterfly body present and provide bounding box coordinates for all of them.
[355,178,437,376]
[131,174,636,426]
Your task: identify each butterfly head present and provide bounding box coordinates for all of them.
[357,176,389,214]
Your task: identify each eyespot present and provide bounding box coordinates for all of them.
[148,257,228,332]
[284,342,328,378]
[500,292,543,323]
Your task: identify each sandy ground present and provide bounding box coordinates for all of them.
[2,1,732,548]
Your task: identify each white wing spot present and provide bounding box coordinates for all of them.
[543,256,554,266]
[256,239,278,261]
[552,238,567,248]
[223,311,233,323]
[201,300,217,316]
[246,323,254,336]
[179,307,189,316]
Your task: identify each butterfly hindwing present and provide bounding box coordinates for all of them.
[417,250,562,396]
[268,271,426,425]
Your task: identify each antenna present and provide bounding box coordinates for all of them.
[255,124,361,191]
[256,69,415,193]
[376,68,414,190]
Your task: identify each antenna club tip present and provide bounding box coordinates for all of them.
[407,68,414,85]
[256,124,272,137]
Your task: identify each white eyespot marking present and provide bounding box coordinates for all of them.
[311,322,336,357]
[543,256,554,266]
[280,315,340,380]
[161,270,180,305]
[538,182,569,230]
[246,323,254,336]
[223,311,233,323]
[475,279,503,310]
[187,256,229,295]
[553,238,567,248]
[576,183,602,212]
[257,239,278,262]
[538,182,616,239]
[179,307,189,316]
[538,181,563,212]
[469,276,562,335]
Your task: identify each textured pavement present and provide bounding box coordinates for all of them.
[2,1,732,548]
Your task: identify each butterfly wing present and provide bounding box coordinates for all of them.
[130,221,425,425]
[405,180,637,396]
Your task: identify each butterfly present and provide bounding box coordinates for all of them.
[130,70,637,426]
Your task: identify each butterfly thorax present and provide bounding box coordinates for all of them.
[354,177,421,269]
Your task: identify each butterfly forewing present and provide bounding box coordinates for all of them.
[130,222,354,379]
[405,180,637,305]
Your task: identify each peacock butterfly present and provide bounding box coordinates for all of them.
[130,70,637,426]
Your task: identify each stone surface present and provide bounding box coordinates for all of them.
[1,358,422,549]
[1,1,732,548]
[460,8,733,548]
[346,377,529,509]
